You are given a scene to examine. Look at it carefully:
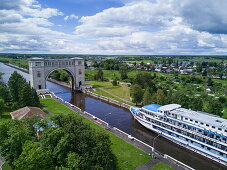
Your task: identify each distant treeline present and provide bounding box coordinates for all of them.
[0,53,226,61]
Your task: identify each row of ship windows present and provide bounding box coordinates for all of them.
[142,111,227,143]
[158,111,226,133]
[174,121,226,143]
[154,126,227,159]
[152,122,227,152]
[182,117,226,132]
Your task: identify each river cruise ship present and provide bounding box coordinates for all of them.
[130,104,227,166]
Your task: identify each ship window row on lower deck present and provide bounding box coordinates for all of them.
[143,111,227,134]
[153,125,227,159]
[147,117,227,152]
[171,114,227,133]
[163,116,227,142]
[144,114,227,144]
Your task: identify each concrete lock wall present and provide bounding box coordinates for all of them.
[28,57,85,90]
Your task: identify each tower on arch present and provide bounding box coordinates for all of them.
[28,57,85,91]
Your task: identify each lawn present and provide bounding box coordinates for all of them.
[92,88,134,106]
[86,80,133,105]
[0,57,28,69]
[40,99,152,169]
[149,162,174,170]
[86,80,130,100]
[122,60,154,64]
[85,70,121,80]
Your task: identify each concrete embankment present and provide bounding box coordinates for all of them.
[4,63,29,73]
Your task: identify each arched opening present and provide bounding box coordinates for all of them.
[45,69,75,91]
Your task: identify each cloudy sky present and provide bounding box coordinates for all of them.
[1,0,227,54]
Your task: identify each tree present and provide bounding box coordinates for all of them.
[0,120,34,166]
[205,99,223,117]
[94,69,104,81]
[41,114,117,169]
[112,78,118,86]
[155,89,165,105]
[207,78,214,87]
[0,72,4,84]
[0,114,117,169]
[8,71,26,102]
[13,141,54,170]
[172,90,190,108]
[218,96,226,104]
[190,97,203,111]
[0,85,11,102]
[0,99,5,117]
[18,83,40,108]
[19,83,34,107]
[202,69,207,76]
[130,84,143,105]
[142,88,152,105]
[60,71,70,83]
[120,69,128,80]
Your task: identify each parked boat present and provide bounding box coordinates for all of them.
[130,104,227,166]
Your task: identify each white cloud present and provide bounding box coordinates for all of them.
[73,0,227,54]
[64,14,79,21]
[0,0,227,54]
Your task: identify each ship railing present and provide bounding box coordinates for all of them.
[166,115,227,140]
[154,123,227,155]
[165,155,195,170]
[147,115,227,147]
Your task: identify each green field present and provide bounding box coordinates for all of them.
[86,81,131,101]
[122,60,154,64]
[149,162,174,170]
[40,99,152,169]
[0,57,28,69]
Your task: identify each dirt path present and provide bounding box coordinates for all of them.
[98,88,134,105]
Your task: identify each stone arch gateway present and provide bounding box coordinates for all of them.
[28,57,85,91]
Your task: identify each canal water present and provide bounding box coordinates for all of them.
[0,62,224,170]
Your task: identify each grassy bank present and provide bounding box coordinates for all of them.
[149,162,174,170]
[85,80,134,106]
[40,99,151,169]
[0,57,28,69]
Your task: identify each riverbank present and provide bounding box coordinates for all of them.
[41,93,193,170]
[84,89,132,110]
[40,98,153,169]
[4,63,28,73]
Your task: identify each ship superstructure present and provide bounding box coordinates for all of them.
[130,104,227,166]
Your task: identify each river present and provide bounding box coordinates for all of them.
[0,62,224,170]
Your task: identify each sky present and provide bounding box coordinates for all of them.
[0,0,227,55]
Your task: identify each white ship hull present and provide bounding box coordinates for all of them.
[131,111,227,167]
